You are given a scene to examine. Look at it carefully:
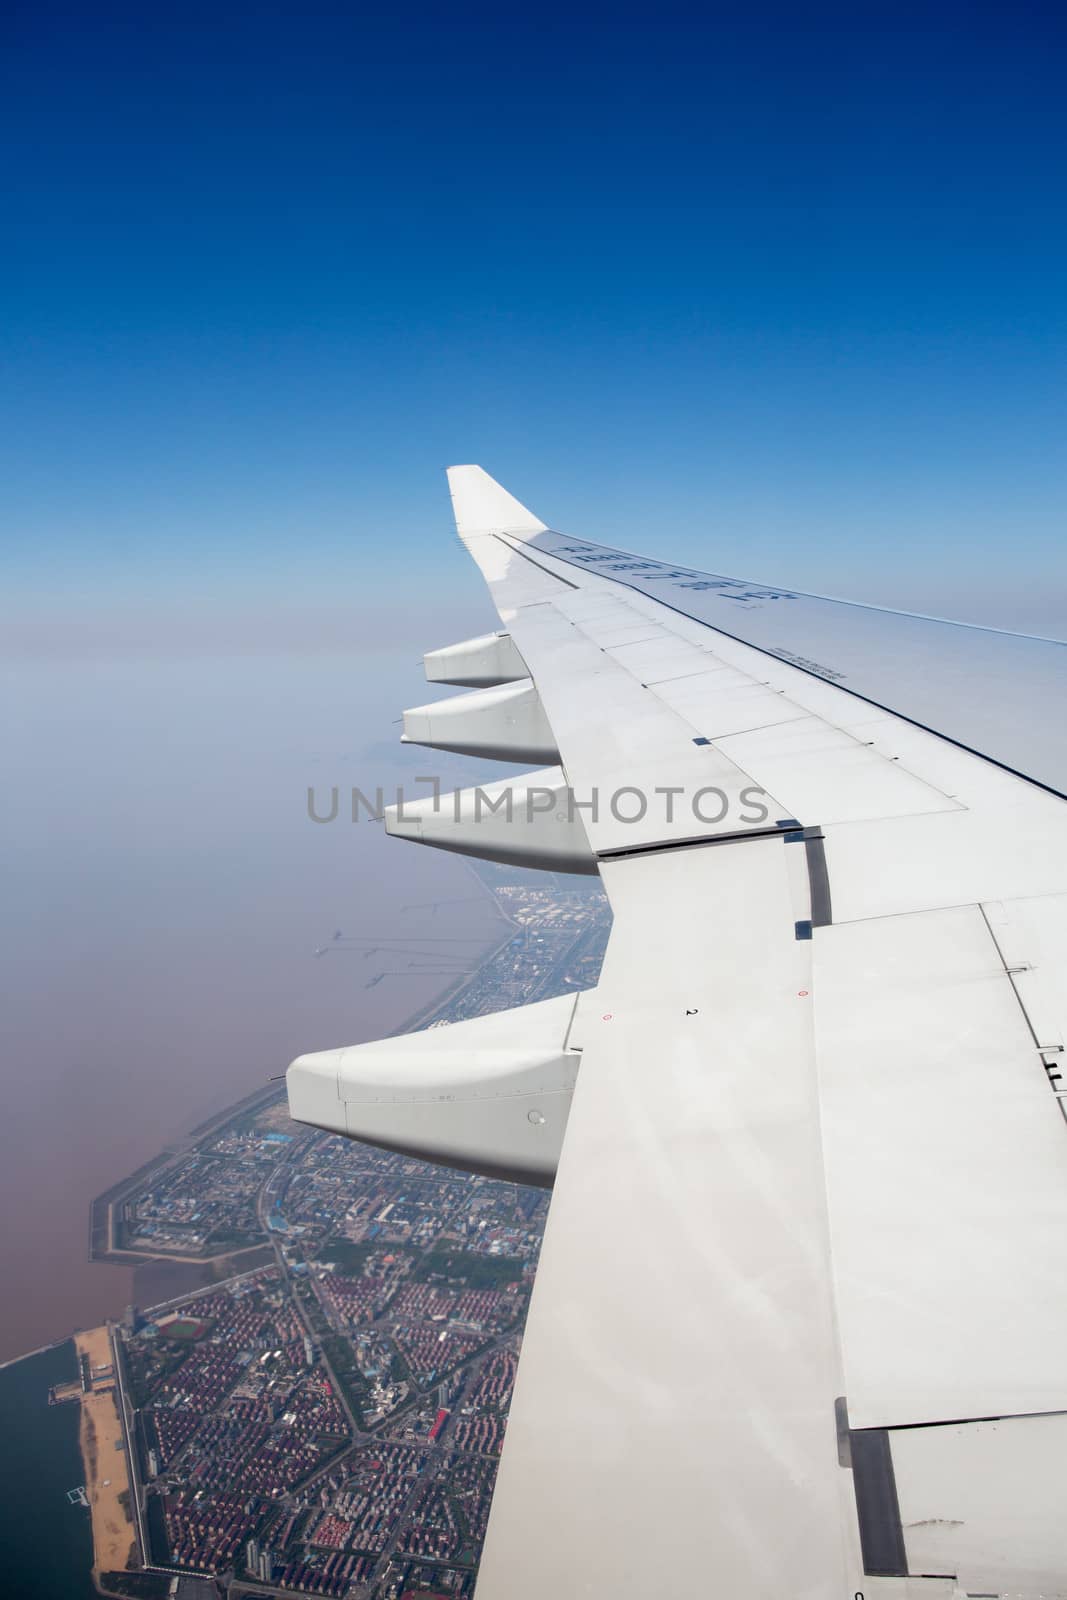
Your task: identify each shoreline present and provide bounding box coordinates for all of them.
[0,1338,66,1373]
[73,1326,134,1585]
[87,857,518,1278]
[0,861,557,1383]
[0,861,536,1590]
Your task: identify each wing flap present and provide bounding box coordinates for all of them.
[477,838,862,1598]
[815,903,1067,1429]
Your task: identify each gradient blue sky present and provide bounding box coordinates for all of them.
[4,2,1066,636]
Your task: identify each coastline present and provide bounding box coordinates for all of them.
[87,857,519,1278]
[12,859,585,1593]
[73,1327,134,1585]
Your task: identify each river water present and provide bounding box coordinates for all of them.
[0,1341,97,1598]
[0,647,509,1361]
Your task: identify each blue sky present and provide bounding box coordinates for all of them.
[4,2,1067,633]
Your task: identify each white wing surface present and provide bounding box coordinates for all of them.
[289,465,1067,1600]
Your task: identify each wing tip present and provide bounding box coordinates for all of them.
[446,464,548,538]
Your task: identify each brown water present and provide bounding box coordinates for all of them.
[0,641,511,1361]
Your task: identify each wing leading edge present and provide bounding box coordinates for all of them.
[288,466,1067,1599]
[448,462,1067,799]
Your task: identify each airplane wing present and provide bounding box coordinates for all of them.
[289,466,1067,1599]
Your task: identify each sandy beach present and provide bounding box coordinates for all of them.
[74,1326,134,1580]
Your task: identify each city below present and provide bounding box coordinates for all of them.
[44,867,611,1600]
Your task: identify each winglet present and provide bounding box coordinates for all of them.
[446,465,548,540]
